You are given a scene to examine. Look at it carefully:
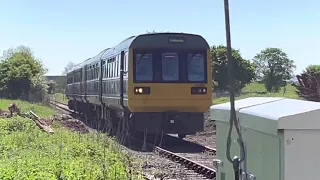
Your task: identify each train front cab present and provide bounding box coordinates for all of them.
[127,33,212,137]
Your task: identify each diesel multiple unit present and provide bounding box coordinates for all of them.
[66,32,212,138]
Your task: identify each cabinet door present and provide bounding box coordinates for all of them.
[243,128,281,180]
[215,121,241,180]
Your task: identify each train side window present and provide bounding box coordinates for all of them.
[93,67,95,80]
[187,53,205,82]
[95,64,97,79]
[161,52,179,81]
[91,66,93,80]
[90,68,92,80]
[108,60,111,78]
[95,65,98,79]
[135,53,153,81]
[118,54,121,76]
[110,61,113,78]
[113,58,116,77]
[124,52,127,73]
[102,60,106,78]
[115,58,118,77]
[96,65,99,79]
[104,64,107,78]
[87,69,89,80]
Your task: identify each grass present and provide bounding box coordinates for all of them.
[213,82,299,104]
[0,99,56,117]
[0,99,144,180]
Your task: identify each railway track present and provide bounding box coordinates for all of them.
[132,133,217,179]
[51,100,217,179]
[50,100,70,112]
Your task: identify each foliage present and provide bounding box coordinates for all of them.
[0,100,144,179]
[62,62,76,76]
[293,65,320,101]
[213,82,298,104]
[304,64,320,73]
[211,45,256,93]
[0,45,48,101]
[253,47,296,92]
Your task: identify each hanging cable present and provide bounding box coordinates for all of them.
[223,0,246,179]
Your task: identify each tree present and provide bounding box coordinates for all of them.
[293,64,320,101]
[62,62,76,75]
[0,45,48,101]
[305,64,320,73]
[211,45,256,93]
[253,48,295,92]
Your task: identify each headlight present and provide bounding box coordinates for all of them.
[134,87,151,94]
[191,87,207,94]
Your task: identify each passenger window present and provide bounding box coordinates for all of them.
[108,63,111,78]
[125,51,128,72]
[135,53,153,81]
[187,54,205,82]
[162,52,179,81]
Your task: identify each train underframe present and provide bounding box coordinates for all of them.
[68,99,204,139]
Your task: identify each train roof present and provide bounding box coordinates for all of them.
[67,32,209,74]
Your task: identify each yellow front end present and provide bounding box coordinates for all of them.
[127,49,213,113]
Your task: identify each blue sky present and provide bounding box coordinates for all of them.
[0,0,319,75]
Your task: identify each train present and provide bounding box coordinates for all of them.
[66,32,212,139]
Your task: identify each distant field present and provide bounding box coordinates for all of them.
[0,99,143,179]
[213,82,298,104]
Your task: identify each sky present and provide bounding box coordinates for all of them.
[0,0,319,75]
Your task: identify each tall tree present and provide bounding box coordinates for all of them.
[62,62,76,75]
[211,45,256,93]
[253,48,295,92]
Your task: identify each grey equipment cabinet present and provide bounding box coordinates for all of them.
[210,97,320,180]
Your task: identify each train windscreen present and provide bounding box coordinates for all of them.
[133,50,207,83]
[187,53,205,82]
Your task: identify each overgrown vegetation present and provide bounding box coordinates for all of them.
[0,46,48,102]
[0,100,144,179]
